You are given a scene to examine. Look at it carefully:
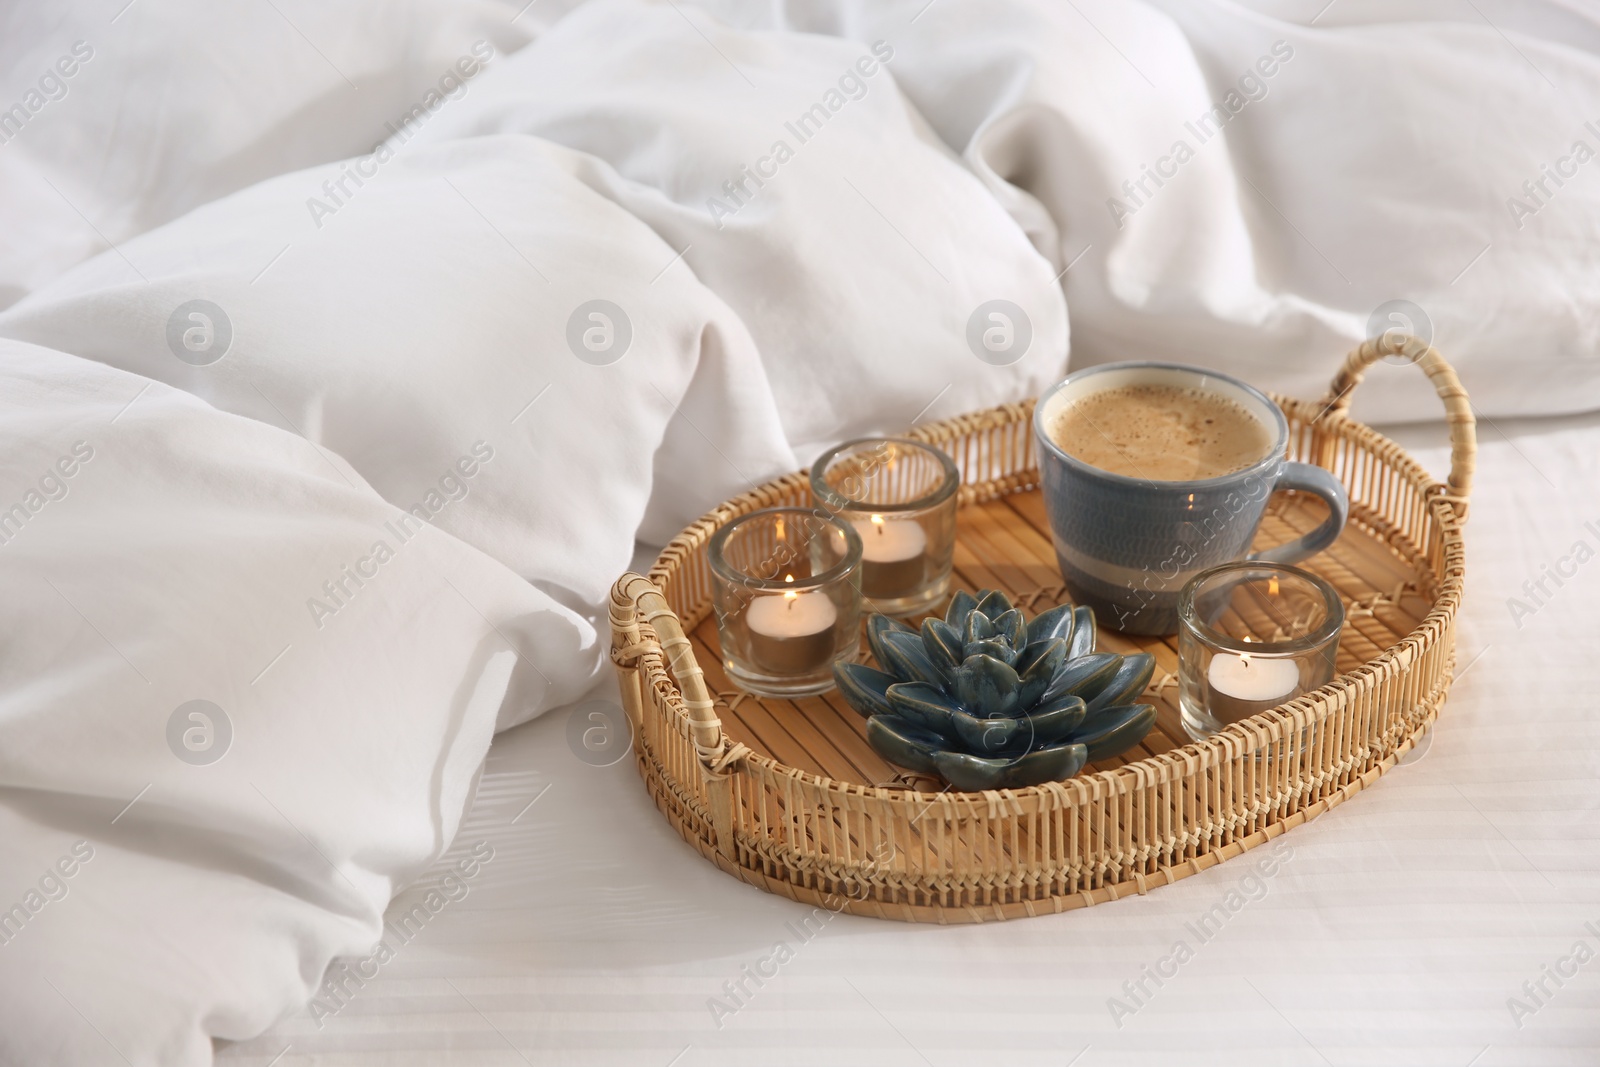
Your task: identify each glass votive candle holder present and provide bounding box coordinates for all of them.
[1178,562,1343,741]
[708,507,863,697]
[809,437,960,617]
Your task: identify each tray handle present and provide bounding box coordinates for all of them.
[1317,332,1476,519]
[610,572,723,755]
[610,572,742,860]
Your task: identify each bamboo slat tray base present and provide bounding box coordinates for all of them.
[692,491,1436,788]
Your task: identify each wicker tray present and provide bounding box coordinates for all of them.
[610,336,1474,922]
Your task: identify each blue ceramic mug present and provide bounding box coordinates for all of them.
[1034,362,1349,635]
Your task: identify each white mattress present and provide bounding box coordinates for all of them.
[217,410,1600,1066]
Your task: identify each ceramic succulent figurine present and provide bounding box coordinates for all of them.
[834,590,1157,791]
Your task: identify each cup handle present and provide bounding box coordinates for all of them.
[1248,462,1349,566]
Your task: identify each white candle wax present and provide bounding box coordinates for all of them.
[1206,651,1299,725]
[852,516,927,563]
[746,588,838,675]
[852,515,928,599]
[747,589,838,637]
[1208,652,1299,700]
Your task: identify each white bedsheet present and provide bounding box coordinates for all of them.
[214,410,1600,1065]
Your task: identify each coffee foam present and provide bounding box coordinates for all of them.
[1047,382,1274,481]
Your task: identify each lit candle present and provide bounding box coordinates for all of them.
[747,577,839,674]
[1206,647,1301,725]
[852,514,927,600]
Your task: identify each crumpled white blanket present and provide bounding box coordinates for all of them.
[0,339,599,1066]
[0,133,799,607]
[696,0,1600,422]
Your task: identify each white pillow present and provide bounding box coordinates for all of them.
[0,339,595,1064]
[0,0,544,308]
[409,0,1071,459]
[0,135,796,600]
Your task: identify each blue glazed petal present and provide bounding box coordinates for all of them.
[885,682,961,734]
[1025,693,1089,740]
[948,708,1025,754]
[963,609,996,646]
[1040,652,1120,704]
[1085,653,1156,714]
[992,608,1026,649]
[1012,638,1056,676]
[1067,605,1096,659]
[866,613,915,672]
[1025,604,1075,647]
[932,742,1088,791]
[833,662,897,719]
[1066,653,1126,704]
[1015,639,1067,707]
[975,695,1089,757]
[962,637,1019,666]
[878,630,949,688]
[920,618,964,673]
[865,714,944,777]
[975,589,1013,620]
[949,654,1020,717]
[944,590,979,632]
[1069,703,1157,763]
[1018,696,1088,749]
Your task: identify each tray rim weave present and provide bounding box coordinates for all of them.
[609,335,1474,922]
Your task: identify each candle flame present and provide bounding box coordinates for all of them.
[783,574,798,604]
[870,514,885,532]
[1268,574,1280,596]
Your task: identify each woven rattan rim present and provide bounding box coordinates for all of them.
[609,333,1473,920]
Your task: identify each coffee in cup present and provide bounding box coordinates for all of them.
[1034,363,1350,636]
[1045,382,1277,483]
